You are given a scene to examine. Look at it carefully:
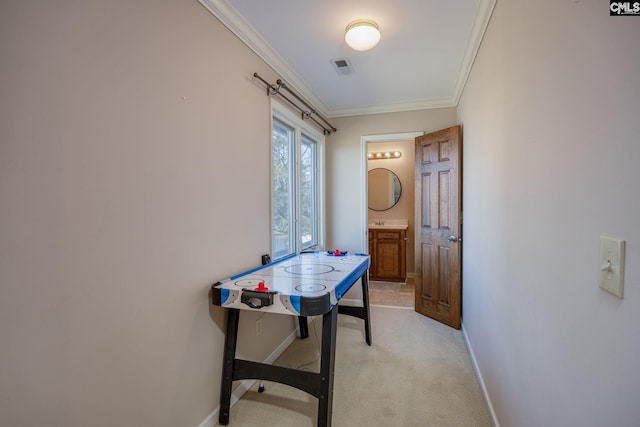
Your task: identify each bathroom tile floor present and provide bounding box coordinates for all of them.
[368,277,414,308]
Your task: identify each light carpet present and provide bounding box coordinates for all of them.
[217,306,493,427]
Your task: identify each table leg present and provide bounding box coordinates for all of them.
[361,274,372,346]
[298,316,309,339]
[219,308,240,426]
[317,306,338,427]
[337,274,372,346]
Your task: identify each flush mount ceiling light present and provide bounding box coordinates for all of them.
[345,19,381,51]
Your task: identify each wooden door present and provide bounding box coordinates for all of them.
[414,126,462,329]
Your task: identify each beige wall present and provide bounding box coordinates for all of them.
[458,1,640,426]
[0,1,298,426]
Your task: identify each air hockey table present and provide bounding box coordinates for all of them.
[211,251,372,427]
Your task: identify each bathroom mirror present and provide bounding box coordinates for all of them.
[368,168,402,211]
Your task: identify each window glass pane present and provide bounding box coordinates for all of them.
[272,119,294,259]
[271,104,323,259]
[300,135,317,249]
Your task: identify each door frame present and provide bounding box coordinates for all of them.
[359,132,424,252]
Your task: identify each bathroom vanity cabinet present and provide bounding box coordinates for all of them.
[368,228,406,282]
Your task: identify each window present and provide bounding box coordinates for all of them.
[299,134,317,249]
[271,102,323,259]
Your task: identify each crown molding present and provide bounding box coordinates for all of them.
[327,97,457,118]
[198,0,331,116]
[451,0,497,106]
[198,0,497,118]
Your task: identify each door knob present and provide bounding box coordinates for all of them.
[448,236,458,243]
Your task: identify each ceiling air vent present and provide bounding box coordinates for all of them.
[332,58,353,75]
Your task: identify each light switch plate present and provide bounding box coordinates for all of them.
[599,236,625,299]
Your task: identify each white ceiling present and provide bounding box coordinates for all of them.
[199,0,495,118]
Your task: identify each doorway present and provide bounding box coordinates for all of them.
[362,132,423,308]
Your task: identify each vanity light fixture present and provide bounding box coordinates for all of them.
[367,151,401,160]
[345,19,381,51]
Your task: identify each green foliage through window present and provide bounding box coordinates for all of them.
[271,116,319,259]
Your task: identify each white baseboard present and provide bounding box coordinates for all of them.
[461,324,500,427]
[197,321,307,427]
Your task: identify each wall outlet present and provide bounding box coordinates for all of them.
[255,318,263,336]
[599,236,625,299]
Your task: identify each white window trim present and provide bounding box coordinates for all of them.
[271,98,325,257]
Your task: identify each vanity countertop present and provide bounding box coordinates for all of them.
[368,225,408,230]
[368,219,408,230]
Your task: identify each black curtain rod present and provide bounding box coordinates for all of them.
[253,73,337,135]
